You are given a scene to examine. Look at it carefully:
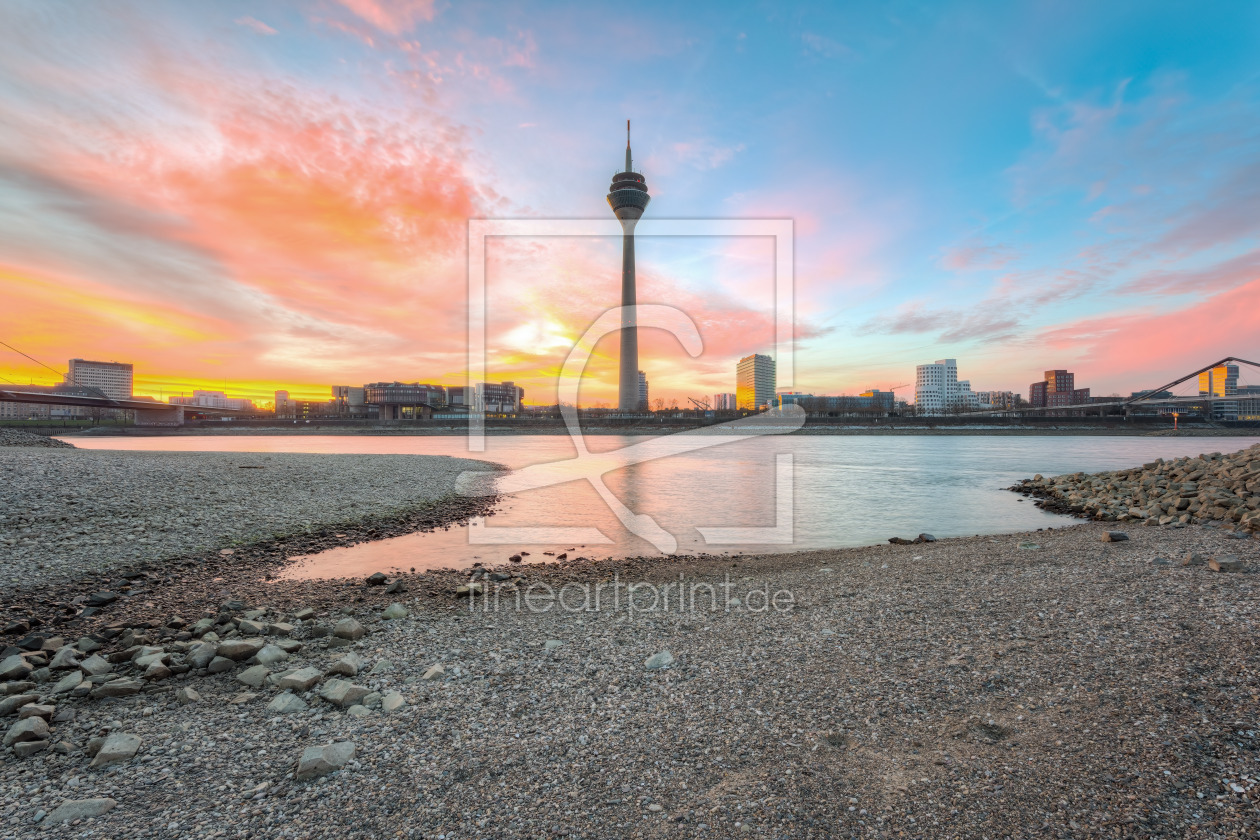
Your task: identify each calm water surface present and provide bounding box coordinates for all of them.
[65,434,1260,577]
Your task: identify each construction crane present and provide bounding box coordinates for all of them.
[687,396,710,411]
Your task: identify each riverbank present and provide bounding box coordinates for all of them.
[0,447,501,593]
[2,443,1258,838]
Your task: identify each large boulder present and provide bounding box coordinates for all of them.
[295,742,355,780]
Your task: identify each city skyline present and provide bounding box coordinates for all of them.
[2,2,1259,405]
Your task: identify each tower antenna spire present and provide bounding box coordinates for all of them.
[625,119,632,171]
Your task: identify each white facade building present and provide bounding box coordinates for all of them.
[914,359,979,416]
[170,390,256,411]
[67,359,133,399]
[712,393,737,411]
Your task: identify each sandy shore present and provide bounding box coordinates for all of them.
[0,439,1258,838]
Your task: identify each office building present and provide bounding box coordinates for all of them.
[736,354,776,411]
[607,122,651,411]
[364,382,446,421]
[1028,370,1090,408]
[712,393,737,411]
[1199,363,1239,420]
[915,359,979,415]
[977,391,1017,410]
[332,386,368,417]
[638,371,648,411]
[274,390,291,414]
[67,359,132,400]
[474,382,525,415]
[170,390,256,411]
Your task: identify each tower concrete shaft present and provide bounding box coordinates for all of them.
[607,120,651,412]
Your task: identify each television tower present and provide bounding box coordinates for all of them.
[607,120,651,412]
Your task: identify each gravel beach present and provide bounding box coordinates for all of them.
[0,439,1258,839]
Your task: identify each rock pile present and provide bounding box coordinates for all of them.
[0,429,72,448]
[1014,443,1260,532]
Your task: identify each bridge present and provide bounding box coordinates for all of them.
[971,356,1260,418]
[0,387,250,426]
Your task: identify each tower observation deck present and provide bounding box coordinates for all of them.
[607,120,651,412]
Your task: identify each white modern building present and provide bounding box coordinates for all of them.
[915,359,979,415]
[67,359,133,399]
[170,390,256,411]
[736,354,777,411]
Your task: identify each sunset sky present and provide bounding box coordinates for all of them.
[2,1,1259,406]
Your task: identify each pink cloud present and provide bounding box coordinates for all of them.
[234,17,277,36]
[336,0,436,34]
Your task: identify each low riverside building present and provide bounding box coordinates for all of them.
[778,391,893,416]
[170,390,256,411]
[1028,370,1090,408]
[365,382,445,422]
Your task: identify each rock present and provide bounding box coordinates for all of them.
[365,572,388,586]
[384,580,405,594]
[216,639,265,661]
[368,659,393,676]
[888,537,913,545]
[1102,531,1129,542]
[319,679,370,708]
[90,679,141,699]
[0,656,31,681]
[48,646,80,670]
[50,669,81,695]
[86,591,118,607]
[3,716,48,746]
[295,742,356,781]
[455,583,484,597]
[236,619,267,636]
[75,636,103,653]
[1182,552,1208,567]
[90,732,141,767]
[143,661,172,681]
[229,692,257,704]
[237,665,270,688]
[382,691,406,713]
[327,653,364,677]
[174,686,201,704]
[18,703,55,720]
[916,533,938,543]
[79,654,112,676]
[187,642,218,669]
[644,651,675,670]
[347,704,372,718]
[277,666,323,692]
[277,640,304,654]
[421,664,445,681]
[44,798,117,824]
[267,691,308,715]
[268,622,296,636]
[255,644,289,666]
[0,693,38,715]
[293,608,315,621]
[380,603,408,620]
[13,739,48,758]
[207,656,235,674]
[1209,555,1244,572]
[544,640,565,651]
[333,618,365,641]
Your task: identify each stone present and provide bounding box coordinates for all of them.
[915,533,937,543]
[384,580,405,594]
[255,644,289,666]
[319,678,370,708]
[382,691,406,713]
[237,619,266,636]
[207,656,235,674]
[48,646,80,670]
[228,692,257,704]
[295,741,355,780]
[888,537,913,545]
[79,654,112,676]
[90,732,141,767]
[1102,531,1129,542]
[267,691,308,715]
[455,583,484,597]
[347,704,372,718]
[0,693,38,715]
[89,679,142,699]
[216,639,265,661]
[133,652,168,669]
[368,659,394,676]
[18,703,55,720]
[645,651,675,670]
[1182,552,1208,567]
[1209,555,1244,572]
[86,591,118,607]
[143,662,172,681]
[293,608,315,621]
[544,640,565,651]
[268,622,297,636]
[174,686,201,704]
[365,572,388,586]
[44,798,117,824]
[333,618,365,641]
[277,640,304,654]
[421,664,445,681]
[380,603,408,620]
[0,656,31,681]
[327,653,364,677]
[277,666,323,692]
[187,642,218,669]
[75,637,103,653]
[237,665,270,688]
[13,739,48,758]
[3,716,48,746]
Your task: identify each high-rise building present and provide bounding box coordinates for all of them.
[67,359,132,400]
[914,359,979,415]
[1028,370,1090,408]
[638,371,648,411]
[1199,363,1239,420]
[736,354,777,410]
[712,393,737,411]
[607,121,651,412]
[274,390,291,414]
